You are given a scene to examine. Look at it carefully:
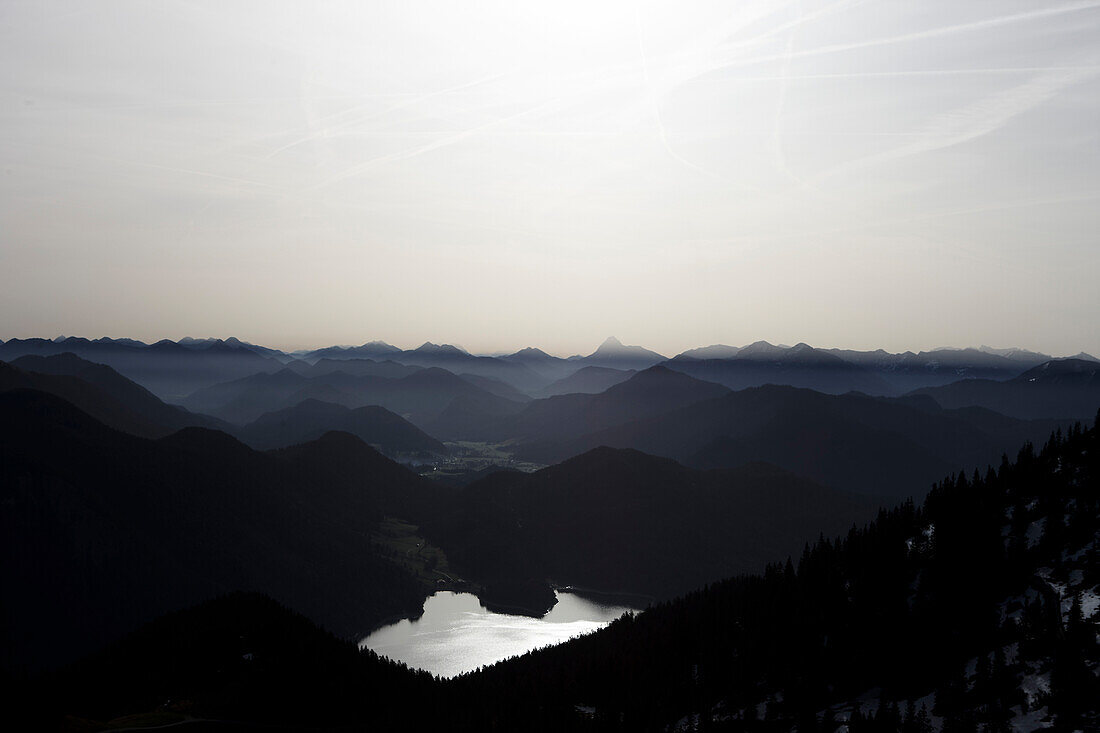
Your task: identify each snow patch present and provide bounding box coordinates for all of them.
[1020,671,1050,710]
[1026,518,1045,548]
[1080,586,1100,619]
[1009,704,1052,732]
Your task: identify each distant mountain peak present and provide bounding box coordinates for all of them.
[1021,357,1099,377]
[579,337,666,368]
[512,347,552,358]
[737,340,787,357]
[591,337,661,357]
[359,340,398,350]
[414,342,466,355]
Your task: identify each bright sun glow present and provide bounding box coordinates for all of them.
[2,0,1099,355]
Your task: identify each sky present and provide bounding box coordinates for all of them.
[1,0,1098,358]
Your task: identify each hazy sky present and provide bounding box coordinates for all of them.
[2,0,1098,357]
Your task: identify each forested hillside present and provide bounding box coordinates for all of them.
[448,416,1100,731]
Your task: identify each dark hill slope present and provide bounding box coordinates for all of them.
[0,358,225,438]
[8,353,225,433]
[34,593,436,731]
[458,372,533,403]
[272,430,451,522]
[0,390,429,673]
[909,358,1100,420]
[0,360,163,437]
[425,447,874,602]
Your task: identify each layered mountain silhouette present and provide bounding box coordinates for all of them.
[1,354,225,437]
[534,365,636,397]
[6,336,1086,405]
[447,366,729,443]
[456,372,533,403]
[908,357,1100,420]
[0,390,439,672]
[287,356,423,380]
[517,384,1070,499]
[182,365,523,428]
[499,346,578,383]
[236,398,447,455]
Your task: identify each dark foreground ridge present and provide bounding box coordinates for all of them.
[10,414,1098,731]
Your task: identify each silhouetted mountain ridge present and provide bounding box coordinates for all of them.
[518,383,1071,499]
[0,390,434,673]
[236,398,446,455]
[1,355,226,437]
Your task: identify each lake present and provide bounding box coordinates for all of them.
[360,590,639,678]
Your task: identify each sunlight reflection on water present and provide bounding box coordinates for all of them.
[360,591,637,678]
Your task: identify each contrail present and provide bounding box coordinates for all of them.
[817,66,1099,180]
[262,72,509,161]
[701,1,1100,77]
[309,97,564,191]
[681,66,1100,84]
[634,5,720,179]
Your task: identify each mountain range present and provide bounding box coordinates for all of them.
[514,381,1072,500]
[3,336,1095,404]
